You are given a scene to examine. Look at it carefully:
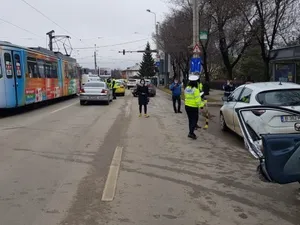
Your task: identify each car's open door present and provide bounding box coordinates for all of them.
[235,105,300,184]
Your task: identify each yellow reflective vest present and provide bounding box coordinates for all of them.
[198,82,203,92]
[184,86,201,108]
[112,79,118,88]
[106,80,112,88]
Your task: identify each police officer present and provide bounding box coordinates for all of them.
[184,75,202,140]
[112,78,117,99]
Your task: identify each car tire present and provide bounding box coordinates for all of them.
[121,93,125,96]
[105,99,110,105]
[220,113,228,131]
[80,100,85,105]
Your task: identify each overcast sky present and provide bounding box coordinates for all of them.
[1,0,171,70]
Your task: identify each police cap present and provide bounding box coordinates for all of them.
[188,75,199,81]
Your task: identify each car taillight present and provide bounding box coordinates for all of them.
[80,88,85,93]
[251,110,266,116]
[101,89,108,94]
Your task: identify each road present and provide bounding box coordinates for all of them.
[0,89,299,225]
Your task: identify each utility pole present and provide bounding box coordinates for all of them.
[192,0,200,58]
[94,44,97,74]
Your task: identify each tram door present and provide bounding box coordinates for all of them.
[3,50,24,108]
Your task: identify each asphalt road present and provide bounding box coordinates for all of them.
[0,89,299,225]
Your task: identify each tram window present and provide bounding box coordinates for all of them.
[44,63,51,78]
[51,62,58,78]
[4,53,13,78]
[37,60,45,78]
[68,63,76,78]
[14,54,22,78]
[0,58,2,78]
[27,57,39,78]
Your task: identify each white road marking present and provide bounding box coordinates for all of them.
[125,101,132,118]
[49,102,77,114]
[101,146,123,201]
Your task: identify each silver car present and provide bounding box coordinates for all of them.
[80,81,113,105]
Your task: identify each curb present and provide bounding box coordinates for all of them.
[157,87,223,107]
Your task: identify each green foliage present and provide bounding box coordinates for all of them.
[138,42,156,78]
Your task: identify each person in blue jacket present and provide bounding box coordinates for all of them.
[169,77,182,113]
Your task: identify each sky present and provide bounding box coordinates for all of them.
[1,0,171,70]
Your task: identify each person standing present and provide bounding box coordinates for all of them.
[137,79,150,118]
[184,75,202,140]
[169,78,182,113]
[112,78,117,99]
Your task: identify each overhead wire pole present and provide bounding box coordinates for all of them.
[94,44,97,74]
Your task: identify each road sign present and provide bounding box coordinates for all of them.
[190,57,202,73]
[193,44,201,54]
[155,61,160,67]
[200,31,208,40]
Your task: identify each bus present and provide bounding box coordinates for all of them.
[0,41,80,108]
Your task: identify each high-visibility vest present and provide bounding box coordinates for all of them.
[112,79,118,88]
[184,86,201,108]
[198,82,203,92]
[106,81,112,88]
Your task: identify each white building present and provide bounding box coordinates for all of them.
[123,63,140,79]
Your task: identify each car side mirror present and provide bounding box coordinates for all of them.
[221,96,228,101]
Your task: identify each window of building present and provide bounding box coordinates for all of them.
[4,53,13,78]
[27,57,39,78]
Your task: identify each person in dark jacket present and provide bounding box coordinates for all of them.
[169,78,182,113]
[137,79,150,118]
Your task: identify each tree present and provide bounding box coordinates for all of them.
[138,42,156,78]
[156,8,193,83]
[238,0,300,81]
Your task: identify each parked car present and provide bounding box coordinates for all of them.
[127,79,137,89]
[115,80,126,96]
[132,79,156,97]
[220,82,300,137]
[80,81,113,105]
[145,79,156,97]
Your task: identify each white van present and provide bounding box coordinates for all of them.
[82,73,101,87]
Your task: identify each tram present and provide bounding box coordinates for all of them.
[0,41,80,108]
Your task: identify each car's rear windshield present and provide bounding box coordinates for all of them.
[256,89,300,106]
[84,82,105,87]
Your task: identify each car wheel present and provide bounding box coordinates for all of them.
[80,100,85,105]
[105,99,110,105]
[220,113,228,131]
[121,93,125,96]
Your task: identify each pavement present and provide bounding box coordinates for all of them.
[0,90,299,225]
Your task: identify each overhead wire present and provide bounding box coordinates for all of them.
[73,38,150,50]
[0,17,44,39]
[20,0,88,48]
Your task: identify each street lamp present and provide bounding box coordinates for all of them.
[146,9,157,34]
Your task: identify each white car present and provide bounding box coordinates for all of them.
[127,79,138,89]
[220,82,300,137]
[80,81,113,105]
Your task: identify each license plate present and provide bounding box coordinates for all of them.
[281,115,300,122]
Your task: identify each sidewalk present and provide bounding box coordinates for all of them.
[102,89,299,225]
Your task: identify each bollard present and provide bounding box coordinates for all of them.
[203,99,209,129]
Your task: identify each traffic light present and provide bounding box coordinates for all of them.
[123,49,125,55]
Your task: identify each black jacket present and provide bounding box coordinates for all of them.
[137,85,149,105]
